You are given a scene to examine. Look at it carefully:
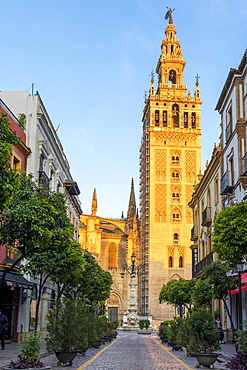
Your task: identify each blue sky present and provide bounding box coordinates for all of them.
[1,0,247,217]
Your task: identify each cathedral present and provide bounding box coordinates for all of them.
[79,180,140,323]
[139,9,202,322]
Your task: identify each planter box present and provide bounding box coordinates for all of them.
[137,329,152,335]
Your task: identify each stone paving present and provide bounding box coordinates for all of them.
[44,332,228,370]
[0,332,234,370]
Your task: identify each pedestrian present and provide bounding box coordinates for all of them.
[0,309,8,350]
[215,317,225,344]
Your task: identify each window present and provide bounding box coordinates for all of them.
[108,243,117,268]
[179,256,184,268]
[184,112,188,128]
[173,233,179,244]
[155,110,159,126]
[171,171,181,182]
[172,192,180,202]
[169,69,176,84]
[163,110,168,126]
[172,213,181,223]
[192,112,196,128]
[172,104,179,127]
[13,156,21,170]
[171,155,180,165]
[168,256,173,268]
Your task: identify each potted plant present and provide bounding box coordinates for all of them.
[167,317,183,351]
[4,331,49,369]
[137,319,151,334]
[186,308,221,368]
[158,321,170,344]
[45,297,89,365]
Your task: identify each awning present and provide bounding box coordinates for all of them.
[0,271,33,289]
[229,271,247,295]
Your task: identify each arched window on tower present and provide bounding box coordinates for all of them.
[168,256,173,268]
[169,70,176,84]
[173,233,179,245]
[192,112,196,128]
[172,104,179,127]
[179,256,184,268]
[163,110,168,126]
[171,170,181,182]
[171,154,180,165]
[184,112,188,128]
[108,243,117,268]
[155,110,160,126]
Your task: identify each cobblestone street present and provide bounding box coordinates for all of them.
[41,332,227,370]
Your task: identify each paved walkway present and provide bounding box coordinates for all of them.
[0,332,236,370]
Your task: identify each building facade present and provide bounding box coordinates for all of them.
[215,49,247,334]
[0,98,32,341]
[139,12,202,322]
[0,90,82,337]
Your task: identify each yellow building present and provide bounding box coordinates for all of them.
[79,180,140,322]
[139,10,202,322]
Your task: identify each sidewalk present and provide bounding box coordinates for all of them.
[0,335,237,370]
[0,340,50,369]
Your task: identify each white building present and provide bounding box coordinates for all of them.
[0,90,82,337]
[215,49,247,335]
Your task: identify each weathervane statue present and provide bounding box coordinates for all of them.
[165,7,175,24]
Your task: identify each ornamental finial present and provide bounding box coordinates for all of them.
[165,7,175,24]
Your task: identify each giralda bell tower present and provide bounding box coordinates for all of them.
[139,9,202,321]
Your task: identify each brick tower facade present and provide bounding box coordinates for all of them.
[139,10,202,322]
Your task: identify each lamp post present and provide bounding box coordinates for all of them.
[237,263,244,330]
[121,253,140,329]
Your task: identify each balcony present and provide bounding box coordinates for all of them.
[194,252,213,277]
[202,207,212,227]
[242,153,247,175]
[220,171,234,195]
[191,226,198,241]
[38,171,50,190]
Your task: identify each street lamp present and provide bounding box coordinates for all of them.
[237,262,245,330]
[121,252,140,328]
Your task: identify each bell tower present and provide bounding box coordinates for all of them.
[139,9,202,321]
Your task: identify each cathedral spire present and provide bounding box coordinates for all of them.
[127,178,136,228]
[91,188,98,216]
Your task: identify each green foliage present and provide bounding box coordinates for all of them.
[139,319,150,330]
[191,280,212,308]
[20,331,41,362]
[158,321,170,339]
[186,308,221,354]
[176,317,189,349]
[235,320,247,354]
[0,112,21,212]
[159,278,195,310]
[167,317,183,342]
[46,298,89,352]
[77,251,113,303]
[18,113,26,129]
[0,177,73,260]
[213,202,247,266]
[200,261,239,300]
